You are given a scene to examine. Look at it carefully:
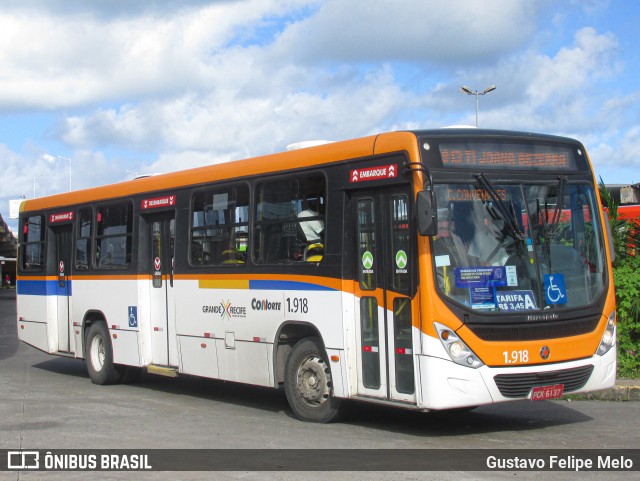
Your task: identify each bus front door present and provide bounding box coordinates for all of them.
[53,224,73,353]
[147,213,177,367]
[351,189,417,404]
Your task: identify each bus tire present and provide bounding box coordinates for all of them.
[85,322,122,385]
[284,337,343,423]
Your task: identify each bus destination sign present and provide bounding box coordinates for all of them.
[439,142,576,171]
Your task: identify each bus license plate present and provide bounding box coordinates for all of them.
[531,384,564,401]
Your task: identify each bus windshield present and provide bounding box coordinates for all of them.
[432,181,606,313]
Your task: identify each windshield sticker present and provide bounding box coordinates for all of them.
[395,250,408,273]
[455,266,507,288]
[435,255,451,267]
[496,290,537,311]
[361,251,374,273]
[505,266,518,286]
[544,274,567,305]
[470,287,496,309]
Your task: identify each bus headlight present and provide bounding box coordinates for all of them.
[434,322,484,369]
[596,311,616,356]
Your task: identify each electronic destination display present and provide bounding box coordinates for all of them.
[437,142,577,171]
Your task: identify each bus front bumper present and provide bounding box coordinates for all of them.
[417,345,617,411]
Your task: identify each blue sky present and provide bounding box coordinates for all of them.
[1,0,639,231]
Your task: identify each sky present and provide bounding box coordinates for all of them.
[1,0,640,232]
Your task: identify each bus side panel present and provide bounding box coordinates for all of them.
[17,289,56,353]
[72,278,143,367]
[216,339,272,386]
[177,335,219,379]
[17,319,51,353]
[173,278,344,388]
[110,330,142,367]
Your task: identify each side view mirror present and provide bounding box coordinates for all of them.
[602,210,616,264]
[417,190,437,236]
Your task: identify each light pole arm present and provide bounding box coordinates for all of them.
[460,85,496,127]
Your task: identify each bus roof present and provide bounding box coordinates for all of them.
[20,128,583,214]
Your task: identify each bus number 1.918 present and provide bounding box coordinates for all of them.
[503,350,529,364]
[286,297,308,314]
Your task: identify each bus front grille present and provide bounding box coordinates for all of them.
[468,316,600,341]
[493,365,594,398]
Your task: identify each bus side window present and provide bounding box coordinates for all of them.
[190,185,249,266]
[21,215,45,271]
[75,207,92,270]
[254,175,326,264]
[95,202,133,269]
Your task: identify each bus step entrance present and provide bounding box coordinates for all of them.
[147,365,179,378]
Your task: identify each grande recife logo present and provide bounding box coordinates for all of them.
[202,300,247,319]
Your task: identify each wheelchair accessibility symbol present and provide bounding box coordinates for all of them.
[128,306,138,328]
[544,274,567,305]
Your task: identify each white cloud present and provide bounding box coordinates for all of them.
[273,0,536,65]
[0,0,313,109]
[0,145,33,200]
[526,27,618,105]
[619,126,640,166]
[30,1,632,188]
[1,0,639,207]
[467,27,621,133]
[61,64,408,162]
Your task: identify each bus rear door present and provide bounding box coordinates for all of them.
[350,187,417,404]
[52,224,73,353]
[145,212,178,367]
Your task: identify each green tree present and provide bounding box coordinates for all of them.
[599,178,640,377]
[613,256,640,377]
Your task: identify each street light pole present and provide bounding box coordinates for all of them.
[59,155,72,191]
[42,154,72,191]
[33,173,44,198]
[460,85,496,127]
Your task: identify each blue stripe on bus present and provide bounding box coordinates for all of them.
[249,280,336,291]
[17,278,333,295]
[17,280,72,297]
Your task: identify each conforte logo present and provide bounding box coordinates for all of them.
[251,298,282,311]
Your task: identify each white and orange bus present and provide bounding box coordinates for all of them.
[16,129,617,422]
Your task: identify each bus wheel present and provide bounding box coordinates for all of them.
[85,322,122,385]
[284,337,342,423]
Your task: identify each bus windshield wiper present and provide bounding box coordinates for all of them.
[475,173,525,241]
[547,176,568,237]
[537,198,552,263]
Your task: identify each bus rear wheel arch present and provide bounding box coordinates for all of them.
[284,337,343,423]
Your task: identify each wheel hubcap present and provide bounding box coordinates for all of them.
[296,355,330,407]
[90,335,105,371]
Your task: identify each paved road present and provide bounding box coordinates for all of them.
[1,290,638,480]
